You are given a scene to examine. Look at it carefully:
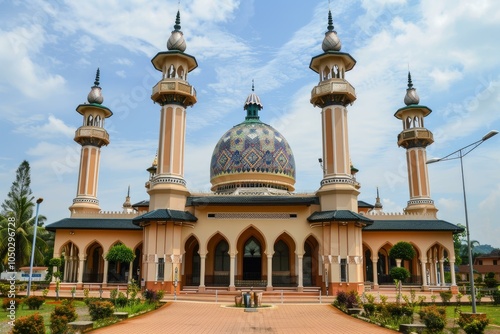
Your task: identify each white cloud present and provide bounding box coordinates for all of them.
[14,115,75,139]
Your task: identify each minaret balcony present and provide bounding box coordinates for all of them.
[151,79,197,107]
[74,126,110,146]
[310,79,356,107]
[397,128,434,148]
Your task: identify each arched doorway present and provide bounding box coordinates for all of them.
[243,237,261,280]
[132,243,142,282]
[184,236,200,286]
[84,241,103,282]
[303,236,319,287]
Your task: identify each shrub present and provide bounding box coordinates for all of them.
[439,291,453,305]
[24,296,45,310]
[335,291,348,308]
[142,289,164,304]
[458,312,489,334]
[492,290,500,305]
[50,299,77,334]
[390,267,410,282]
[12,313,45,334]
[110,288,118,300]
[363,303,375,316]
[87,300,114,320]
[420,305,446,334]
[483,272,498,288]
[115,291,128,308]
[0,283,11,296]
[2,298,22,311]
[346,290,358,308]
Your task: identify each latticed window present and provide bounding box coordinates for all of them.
[273,240,290,271]
[214,240,230,271]
[157,258,165,281]
[340,258,348,282]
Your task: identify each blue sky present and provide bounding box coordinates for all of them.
[1,0,499,247]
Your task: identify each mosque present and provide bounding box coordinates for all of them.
[46,8,463,296]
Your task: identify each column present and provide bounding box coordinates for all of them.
[128,261,134,284]
[267,254,273,289]
[77,258,85,284]
[229,255,235,289]
[102,258,109,284]
[372,256,379,286]
[421,258,427,286]
[199,255,206,288]
[297,254,303,288]
[450,261,457,286]
[52,266,58,282]
[434,260,439,285]
[63,256,69,282]
[439,259,446,286]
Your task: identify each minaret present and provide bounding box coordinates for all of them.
[69,69,112,214]
[122,186,134,213]
[148,10,197,210]
[310,10,359,211]
[395,72,437,216]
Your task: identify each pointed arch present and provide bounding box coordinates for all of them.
[205,233,230,286]
[60,241,80,283]
[184,235,201,286]
[83,241,104,283]
[303,235,320,287]
[236,226,267,282]
[177,65,185,80]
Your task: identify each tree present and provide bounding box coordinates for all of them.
[105,244,135,263]
[0,161,48,270]
[389,241,416,266]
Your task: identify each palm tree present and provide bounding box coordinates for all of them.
[0,161,48,270]
[460,239,480,265]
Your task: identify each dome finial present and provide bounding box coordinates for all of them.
[94,68,100,87]
[404,71,420,105]
[174,10,181,31]
[327,10,334,32]
[87,68,104,104]
[407,71,413,89]
[244,83,263,122]
[322,9,341,52]
[167,10,186,52]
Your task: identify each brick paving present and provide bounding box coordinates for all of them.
[90,301,395,334]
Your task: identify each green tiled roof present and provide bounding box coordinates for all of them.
[187,196,320,206]
[45,218,141,232]
[307,210,373,224]
[357,200,374,208]
[363,220,464,233]
[132,209,197,225]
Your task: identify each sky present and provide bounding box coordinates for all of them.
[0,0,499,247]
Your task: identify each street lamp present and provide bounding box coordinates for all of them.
[27,197,43,297]
[427,130,498,313]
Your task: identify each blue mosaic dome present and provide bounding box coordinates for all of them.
[210,121,296,191]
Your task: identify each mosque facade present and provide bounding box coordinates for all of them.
[47,9,463,295]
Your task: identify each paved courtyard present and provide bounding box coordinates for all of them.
[91,301,395,334]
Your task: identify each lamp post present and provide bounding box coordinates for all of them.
[27,197,43,297]
[427,130,498,313]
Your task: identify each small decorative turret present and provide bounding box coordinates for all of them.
[374,187,383,209]
[167,11,186,52]
[244,81,263,122]
[122,186,134,213]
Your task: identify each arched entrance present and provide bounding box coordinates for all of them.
[83,241,103,282]
[184,236,200,286]
[303,236,319,287]
[243,237,261,280]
